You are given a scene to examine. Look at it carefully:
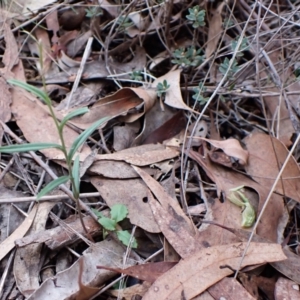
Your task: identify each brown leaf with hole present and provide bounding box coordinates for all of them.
[143,242,286,300]
[133,166,195,235]
[97,261,177,283]
[205,2,225,59]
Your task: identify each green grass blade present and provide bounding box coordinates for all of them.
[8,79,51,106]
[37,175,70,200]
[59,107,89,131]
[68,117,109,160]
[0,143,63,153]
[71,155,80,198]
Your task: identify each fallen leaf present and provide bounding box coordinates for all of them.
[274,277,300,300]
[0,205,37,261]
[200,137,249,165]
[152,70,195,112]
[205,2,225,59]
[97,261,177,283]
[143,242,286,300]
[133,166,195,235]
[148,191,197,258]
[95,144,179,166]
[208,277,256,300]
[27,239,135,300]
[244,132,300,202]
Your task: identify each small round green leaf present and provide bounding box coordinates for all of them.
[116,230,138,248]
[110,204,128,223]
[98,217,117,231]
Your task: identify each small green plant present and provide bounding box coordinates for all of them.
[186,5,206,28]
[171,46,204,67]
[219,57,239,80]
[85,6,103,18]
[223,18,234,29]
[93,204,138,248]
[130,70,143,81]
[228,186,256,228]
[192,82,210,105]
[0,80,109,201]
[116,15,133,31]
[156,79,170,97]
[231,37,249,57]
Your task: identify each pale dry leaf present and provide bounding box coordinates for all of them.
[0,77,12,122]
[14,202,56,298]
[147,191,197,258]
[244,132,300,202]
[143,243,286,300]
[152,69,195,112]
[95,144,179,166]
[89,160,158,179]
[200,137,249,165]
[208,277,256,300]
[274,277,300,300]
[0,205,38,261]
[205,1,225,59]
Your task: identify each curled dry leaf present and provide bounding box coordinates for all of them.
[143,243,286,300]
[200,137,249,166]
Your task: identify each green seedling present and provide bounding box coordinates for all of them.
[156,79,170,97]
[231,37,249,57]
[92,204,138,248]
[130,70,143,81]
[116,15,133,31]
[192,82,210,105]
[172,46,204,68]
[85,6,103,18]
[219,57,239,80]
[186,5,206,28]
[228,186,256,228]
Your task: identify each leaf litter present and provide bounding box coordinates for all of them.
[1,1,300,299]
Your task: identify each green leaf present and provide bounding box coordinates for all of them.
[37,175,70,200]
[8,79,51,106]
[71,155,80,198]
[110,204,128,223]
[0,143,63,153]
[59,107,89,131]
[91,208,103,219]
[68,117,110,160]
[116,230,138,248]
[98,217,117,231]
